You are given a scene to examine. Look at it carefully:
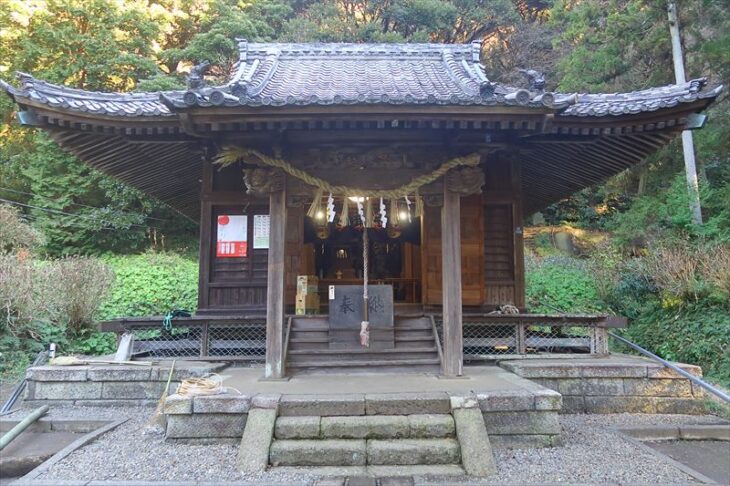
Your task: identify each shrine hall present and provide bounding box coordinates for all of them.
[1,41,721,379]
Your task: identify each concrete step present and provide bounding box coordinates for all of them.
[275,414,455,440]
[269,438,460,467]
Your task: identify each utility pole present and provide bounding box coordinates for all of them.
[667,1,703,225]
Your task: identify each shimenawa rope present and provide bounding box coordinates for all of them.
[215,147,481,199]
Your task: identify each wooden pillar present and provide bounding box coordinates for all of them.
[441,187,463,376]
[265,185,287,379]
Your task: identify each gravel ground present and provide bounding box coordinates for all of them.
[7,405,728,485]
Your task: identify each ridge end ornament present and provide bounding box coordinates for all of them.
[187,61,211,90]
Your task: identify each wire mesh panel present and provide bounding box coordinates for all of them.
[463,320,518,357]
[524,325,591,354]
[432,314,607,361]
[131,326,203,358]
[207,319,266,361]
[124,318,266,361]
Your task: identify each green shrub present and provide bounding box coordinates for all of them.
[525,255,608,314]
[99,252,198,319]
[619,300,730,386]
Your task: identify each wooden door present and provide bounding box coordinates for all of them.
[421,194,485,306]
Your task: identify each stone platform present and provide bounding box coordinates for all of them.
[163,366,562,450]
[499,354,707,414]
[22,361,226,407]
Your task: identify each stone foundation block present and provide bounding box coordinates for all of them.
[26,367,88,381]
[252,393,281,410]
[163,394,192,415]
[75,399,157,407]
[101,381,166,399]
[584,396,655,414]
[580,364,646,378]
[279,394,365,416]
[166,413,246,439]
[453,407,496,476]
[276,416,321,439]
[365,392,450,415]
[34,382,102,400]
[560,396,585,414]
[408,414,455,438]
[477,391,534,412]
[623,379,692,397]
[193,393,251,414]
[270,439,367,466]
[582,379,624,396]
[647,364,702,379]
[87,366,152,381]
[653,397,706,415]
[501,362,580,378]
[534,389,562,411]
[366,439,460,465]
[237,408,277,473]
[482,411,560,436]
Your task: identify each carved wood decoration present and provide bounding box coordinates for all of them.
[243,168,284,195]
[444,166,486,195]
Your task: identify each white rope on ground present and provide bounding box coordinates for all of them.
[176,374,241,397]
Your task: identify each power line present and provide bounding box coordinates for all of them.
[0,197,159,231]
[0,186,170,222]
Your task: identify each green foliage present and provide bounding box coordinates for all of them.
[525,255,608,314]
[621,300,730,385]
[99,252,199,319]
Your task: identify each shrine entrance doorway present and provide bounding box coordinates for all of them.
[304,211,422,306]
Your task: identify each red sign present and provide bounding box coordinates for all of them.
[216,214,247,258]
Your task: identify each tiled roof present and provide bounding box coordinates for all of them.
[0,73,176,117]
[562,78,721,117]
[0,42,722,118]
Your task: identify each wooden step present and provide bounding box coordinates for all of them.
[289,350,438,363]
[288,347,437,355]
[287,358,441,368]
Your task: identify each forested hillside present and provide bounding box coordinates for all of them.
[1,0,728,384]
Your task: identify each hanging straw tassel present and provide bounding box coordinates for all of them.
[339,197,349,227]
[415,190,424,218]
[306,189,323,219]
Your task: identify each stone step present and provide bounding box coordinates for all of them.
[273,464,466,478]
[269,438,460,467]
[368,438,460,466]
[271,464,467,477]
[275,414,455,440]
[270,439,366,466]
